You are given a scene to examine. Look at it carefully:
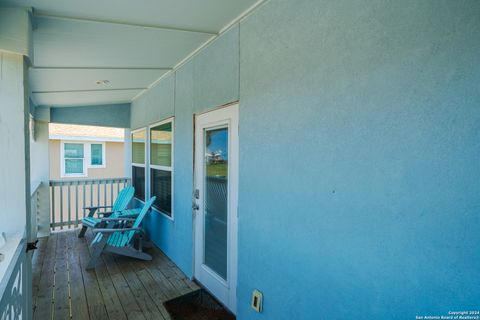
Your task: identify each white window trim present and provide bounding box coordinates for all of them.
[60,141,87,178]
[148,117,174,220]
[131,127,147,168]
[89,142,106,169]
[60,140,107,178]
[131,128,147,202]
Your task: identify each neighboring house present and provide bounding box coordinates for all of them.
[49,123,125,180]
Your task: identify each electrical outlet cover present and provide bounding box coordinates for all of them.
[251,289,263,312]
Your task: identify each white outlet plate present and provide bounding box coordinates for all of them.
[251,289,263,312]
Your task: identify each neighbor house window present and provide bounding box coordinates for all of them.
[62,142,85,177]
[150,119,173,217]
[131,129,146,201]
[90,143,105,167]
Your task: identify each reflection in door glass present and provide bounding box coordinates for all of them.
[204,127,228,280]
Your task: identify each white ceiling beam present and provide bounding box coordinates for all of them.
[33,88,146,94]
[33,11,218,36]
[31,67,172,71]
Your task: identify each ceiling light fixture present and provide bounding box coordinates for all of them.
[95,80,110,85]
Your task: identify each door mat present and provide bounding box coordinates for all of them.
[163,289,235,320]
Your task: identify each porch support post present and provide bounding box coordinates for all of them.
[0,7,34,320]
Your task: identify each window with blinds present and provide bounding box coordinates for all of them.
[90,143,103,166]
[63,143,85,176]
[150,120,173,216]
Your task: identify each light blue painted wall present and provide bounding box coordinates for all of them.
[238,0,480,319]
[193,25,239,111]
[130,74,175,130]
[130,1,480,318]
[0,7,33,59]
[129,27,239,277]
[50,103,130,128]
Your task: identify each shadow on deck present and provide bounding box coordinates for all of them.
[32,229,199,320]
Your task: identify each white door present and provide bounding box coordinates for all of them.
[194,103,238,313]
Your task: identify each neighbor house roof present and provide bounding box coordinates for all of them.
[49,123,125,142]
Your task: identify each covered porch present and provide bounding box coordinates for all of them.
[1,0,480,319]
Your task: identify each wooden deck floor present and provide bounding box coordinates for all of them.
[32,229,199,320]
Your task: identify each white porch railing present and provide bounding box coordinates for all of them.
[49,178,130,231]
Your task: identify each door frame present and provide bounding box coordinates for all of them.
[193,102,239,313]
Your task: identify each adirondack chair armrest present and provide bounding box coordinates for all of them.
[98,211,114,217]
[84,205,113,210]
[100,217,137,222]
[92,227,144,234]
[84,205,114,217]
[117,213,139,219]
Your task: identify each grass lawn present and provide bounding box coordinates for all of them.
[207,163,227,177]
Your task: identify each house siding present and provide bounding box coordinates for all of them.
[130,1,480,319]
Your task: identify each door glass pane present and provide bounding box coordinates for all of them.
[150,122,172,167]
[204,127,228,280]
[132,130,146,164]
[91,144,103,165]
[65,159,84,174]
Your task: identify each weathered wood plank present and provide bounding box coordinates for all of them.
[143,260,180,300]
[113,255,164,320]
[101,253,146,320]
[34,234,57,320]
[66,231,90,320]
[84,231,128,320]
[54,232,71,319]
[77,232,109,320]
[131,261,171,320]
[32,237,48,313]
[151,252,191,297]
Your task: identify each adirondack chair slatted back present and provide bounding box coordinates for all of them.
[112,186,135,214]
[92,197,156,248]
[124,196,156,243]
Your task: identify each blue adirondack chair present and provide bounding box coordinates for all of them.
[78,186,135,238]
[86,197,156,269]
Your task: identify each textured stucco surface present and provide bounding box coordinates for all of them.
[238,1,480,319]
[128,0,480,318]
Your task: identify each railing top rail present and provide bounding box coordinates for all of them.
[49,177,130,186]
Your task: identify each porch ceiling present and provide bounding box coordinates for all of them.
[0,0,260,107]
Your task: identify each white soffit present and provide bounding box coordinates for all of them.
[0,0,262,107]
[33,89,143,107]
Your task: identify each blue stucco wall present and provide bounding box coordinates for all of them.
[130,26,239,277]
[238,1,480,319]
[50,103,130,128]
[131,1,480,318]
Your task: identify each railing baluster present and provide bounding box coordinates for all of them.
[110,181,114,207]
[104,180,107,209]
[67,183,71,229]
[97,181,100,211]
[59,184,63,230]
[75,183,79,227]
[83,183,86,218]
[51,184,55,230]
[90,181,93,209]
